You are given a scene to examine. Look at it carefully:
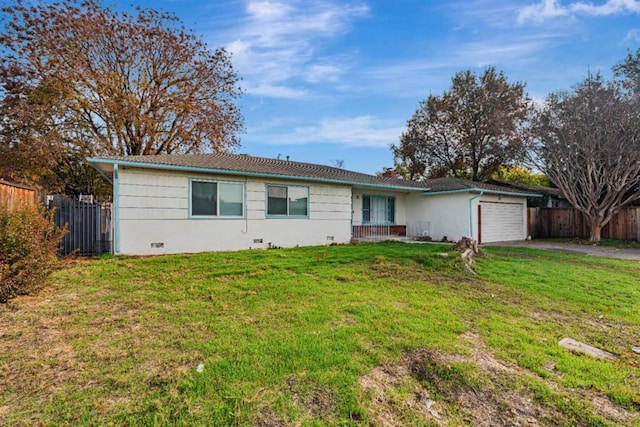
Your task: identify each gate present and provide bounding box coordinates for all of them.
[48,195,113,255]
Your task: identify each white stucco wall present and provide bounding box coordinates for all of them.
[116,167,352,255]
[403,192,528,242]
[405,193,472,241]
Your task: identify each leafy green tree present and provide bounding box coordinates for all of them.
[393,67,532,181]
[491,165,548,187]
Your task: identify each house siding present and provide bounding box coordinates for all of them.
[406,193,471,241]
[117,167,351,255]
[404,192,528,242]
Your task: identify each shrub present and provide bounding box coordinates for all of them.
[0,202,66,302]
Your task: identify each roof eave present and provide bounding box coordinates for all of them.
[88,159,114,184]
[86,157,427,192]
[421,187,542,198]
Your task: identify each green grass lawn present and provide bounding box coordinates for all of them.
[1,242,639,426]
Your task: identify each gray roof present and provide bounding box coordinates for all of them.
[88,153,539,196]
[89,153,428,191]
[422,177,541,196]
[487,180,564,198]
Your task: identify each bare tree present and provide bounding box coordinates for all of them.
[392,67,532,181]
[0,0,243,189]
[531,75,640,241]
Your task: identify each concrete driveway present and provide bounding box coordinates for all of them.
[488,240,640,261]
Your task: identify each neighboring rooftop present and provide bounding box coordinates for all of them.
[423,177,542,197]
[487,180,565,198]
[88,153,539,196]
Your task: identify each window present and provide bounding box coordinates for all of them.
[191,180,244,217]
[219,182,243,216]
[362,195,371,223]
[362,195,395,224]
[267,185,308,217]
[192,181,217,216]
[267,185,287,215]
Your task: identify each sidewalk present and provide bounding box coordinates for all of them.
[489,240,640,261]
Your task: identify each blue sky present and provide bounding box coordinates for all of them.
[127,0,638,174]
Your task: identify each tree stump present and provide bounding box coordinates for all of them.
[455,237,482,274]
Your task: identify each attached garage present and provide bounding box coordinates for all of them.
[479,200,525,243]
[410,178,539,244]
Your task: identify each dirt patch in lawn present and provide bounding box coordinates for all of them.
[359,362,433,426]
[0,283,206,425]
[0,298,82,396]
[287,377,339,421]
[359,332,638,426]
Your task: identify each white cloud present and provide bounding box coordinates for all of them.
[454,37,555,67]
[447,0,529,29]
[624,28,640,42]
[518,0,640,24]
[306,64,343,83]
[571,0,640,15]
[246,1,292,20]
[361,32,561,99]
[517,0,569,24]
[244,83,307,98]
[261,116,403,147]
[221,1,369,98]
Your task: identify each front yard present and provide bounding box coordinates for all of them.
[1,241,639,425]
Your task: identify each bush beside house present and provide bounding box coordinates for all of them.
[0,202,66,302]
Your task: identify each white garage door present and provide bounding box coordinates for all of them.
[480,201,524,243]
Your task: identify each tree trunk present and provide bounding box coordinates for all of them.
[589,222,602,242]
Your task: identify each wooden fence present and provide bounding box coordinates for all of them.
[528,207,640,241]
[0,180,39,211]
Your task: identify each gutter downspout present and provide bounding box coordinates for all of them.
[113,164,120,254]
[350,189,354,239]
[468,191,484,239]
